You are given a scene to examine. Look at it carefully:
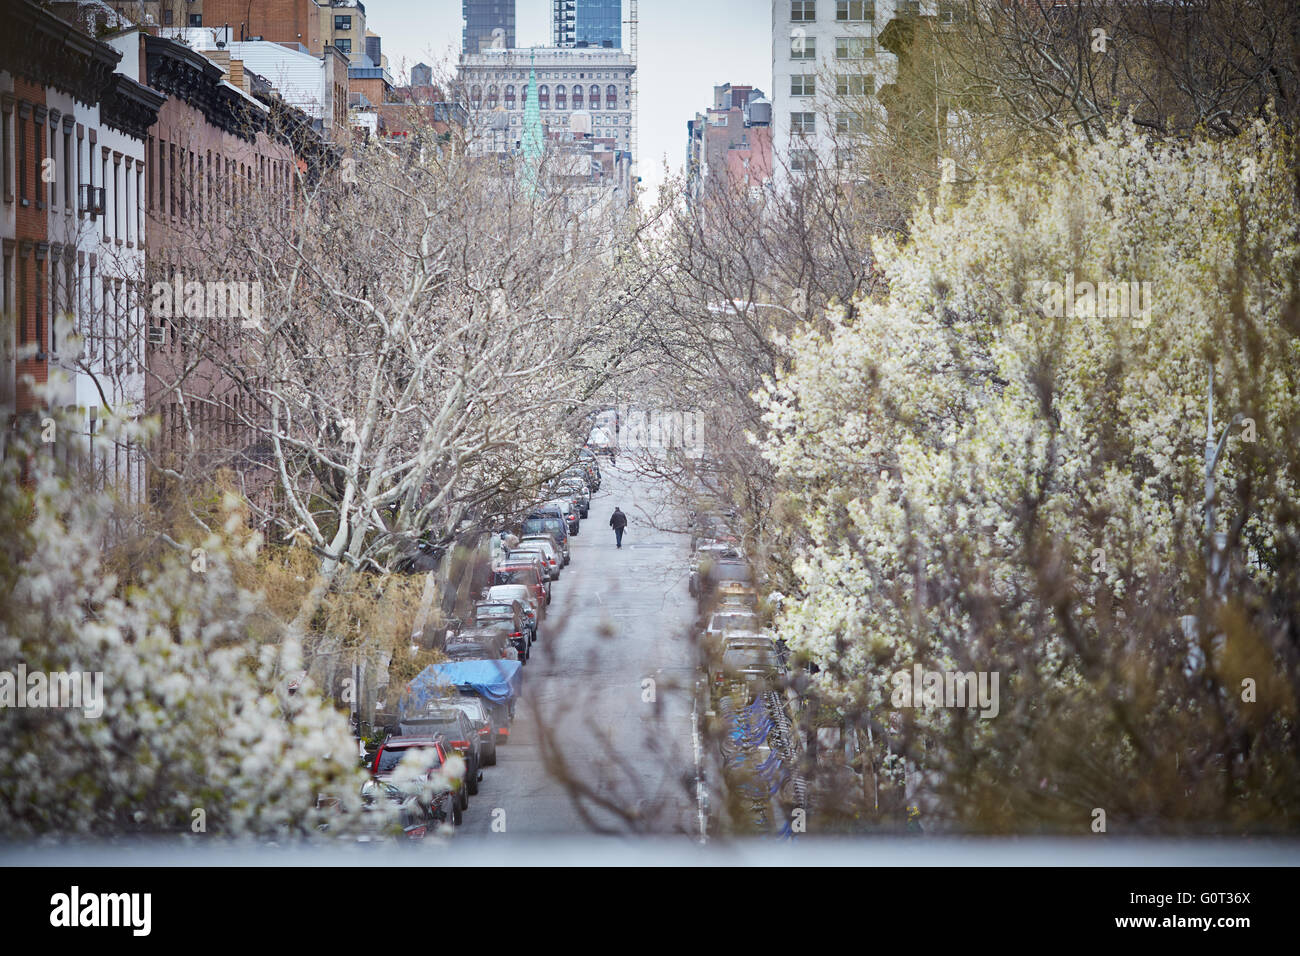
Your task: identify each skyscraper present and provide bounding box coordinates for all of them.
[463,0,516,54]
[553,0,622,49]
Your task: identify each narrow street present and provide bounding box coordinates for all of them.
[460,460,705,837]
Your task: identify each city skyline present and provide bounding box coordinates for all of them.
[366,0,769,197]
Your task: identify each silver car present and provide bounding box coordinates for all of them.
[516,536,561,580]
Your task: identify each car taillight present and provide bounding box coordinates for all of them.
[450,740,469,750]
[512,631,522,637]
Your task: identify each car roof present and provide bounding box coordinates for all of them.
[382,736,444,748]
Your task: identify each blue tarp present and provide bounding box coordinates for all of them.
[397,660,522,720]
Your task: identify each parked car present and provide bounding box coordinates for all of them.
[533,500,578,537]
[445,623,521,663]
[472,600,531,661]
[371,735,468,819]
[586,425,616,459]
[483,584,541,642]
[494,557,551,606]
[710,636,786,700]
[397,710,483,796]
[520,514,570,564]
[555,480,590,518]
[549,496,582,534]
[703,608,762,643]
[516,536,561,579]
[439,696,498,767]
[358,777,451,838]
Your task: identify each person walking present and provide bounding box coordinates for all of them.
[609,506,628,549]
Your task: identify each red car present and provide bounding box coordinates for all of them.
[370,735,467,823]
[493,558,550,606]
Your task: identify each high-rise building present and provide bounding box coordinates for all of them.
[686,83,773,200]
[463,0,516,54]
[770,0,891,175]
[553,0,622,50]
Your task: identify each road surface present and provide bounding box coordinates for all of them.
[459,458,705,838]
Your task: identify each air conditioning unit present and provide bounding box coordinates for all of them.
[78,184,105,216]
[148,325,167,346]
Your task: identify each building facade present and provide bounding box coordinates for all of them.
[457,48,635,157]
[553,0,622,50]
[686,83,773,199]
[2,0,163,500]
[463,0,516,55]
[136,32,299,488]
[770,0,903,174]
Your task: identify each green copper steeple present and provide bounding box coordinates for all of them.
[521,49,543,194]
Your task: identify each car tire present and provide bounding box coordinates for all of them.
[468,760,480,796]
[451,799,463,826]
[485,744,497,767]
[460,788,469,812]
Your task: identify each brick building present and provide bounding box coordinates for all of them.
[2,0,164,499]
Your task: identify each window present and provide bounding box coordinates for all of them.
[335,15,352,30]
[590,85,600,109]
[188,14,201,26]
[556,85,567,110]
[572,85,583,108]
[790,34,816,59]
[471,85,482,109]
[34,111,44,207]
[836,111,866,134]
[837,0,873,20]
[486,85,498,108]
[16,106,27,203]
[836,36,874,58]
[63,127,72,209]
[505,84,516,109]
[162,8,172,25]
[539,84,549,109]
[791,148,816,172]
[791,74,815,96]
[1,100,11,202]
[837,73,874,96]
[336,38,351,53]
[790,112,816,135]
[606,84,617,109]
[791,0,816,20]
[898,0,921,14]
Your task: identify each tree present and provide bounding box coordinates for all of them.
[757,119,1300,831]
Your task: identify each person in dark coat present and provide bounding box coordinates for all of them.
[609,507,628,548]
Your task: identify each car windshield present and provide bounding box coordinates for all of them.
[449,701,487,723]
[522,518,565,537]
[476,604,514,619]
[375,746,442,775]
[724,647,778,669]
[712,614,758,630]
[493,570,534,587]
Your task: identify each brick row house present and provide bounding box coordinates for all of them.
[4,0,317,506]
[1,0,164,500]
[132,31,300,489]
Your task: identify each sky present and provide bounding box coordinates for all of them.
[364,0,771,196]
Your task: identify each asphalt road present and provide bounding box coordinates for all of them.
[458,458,706,838]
